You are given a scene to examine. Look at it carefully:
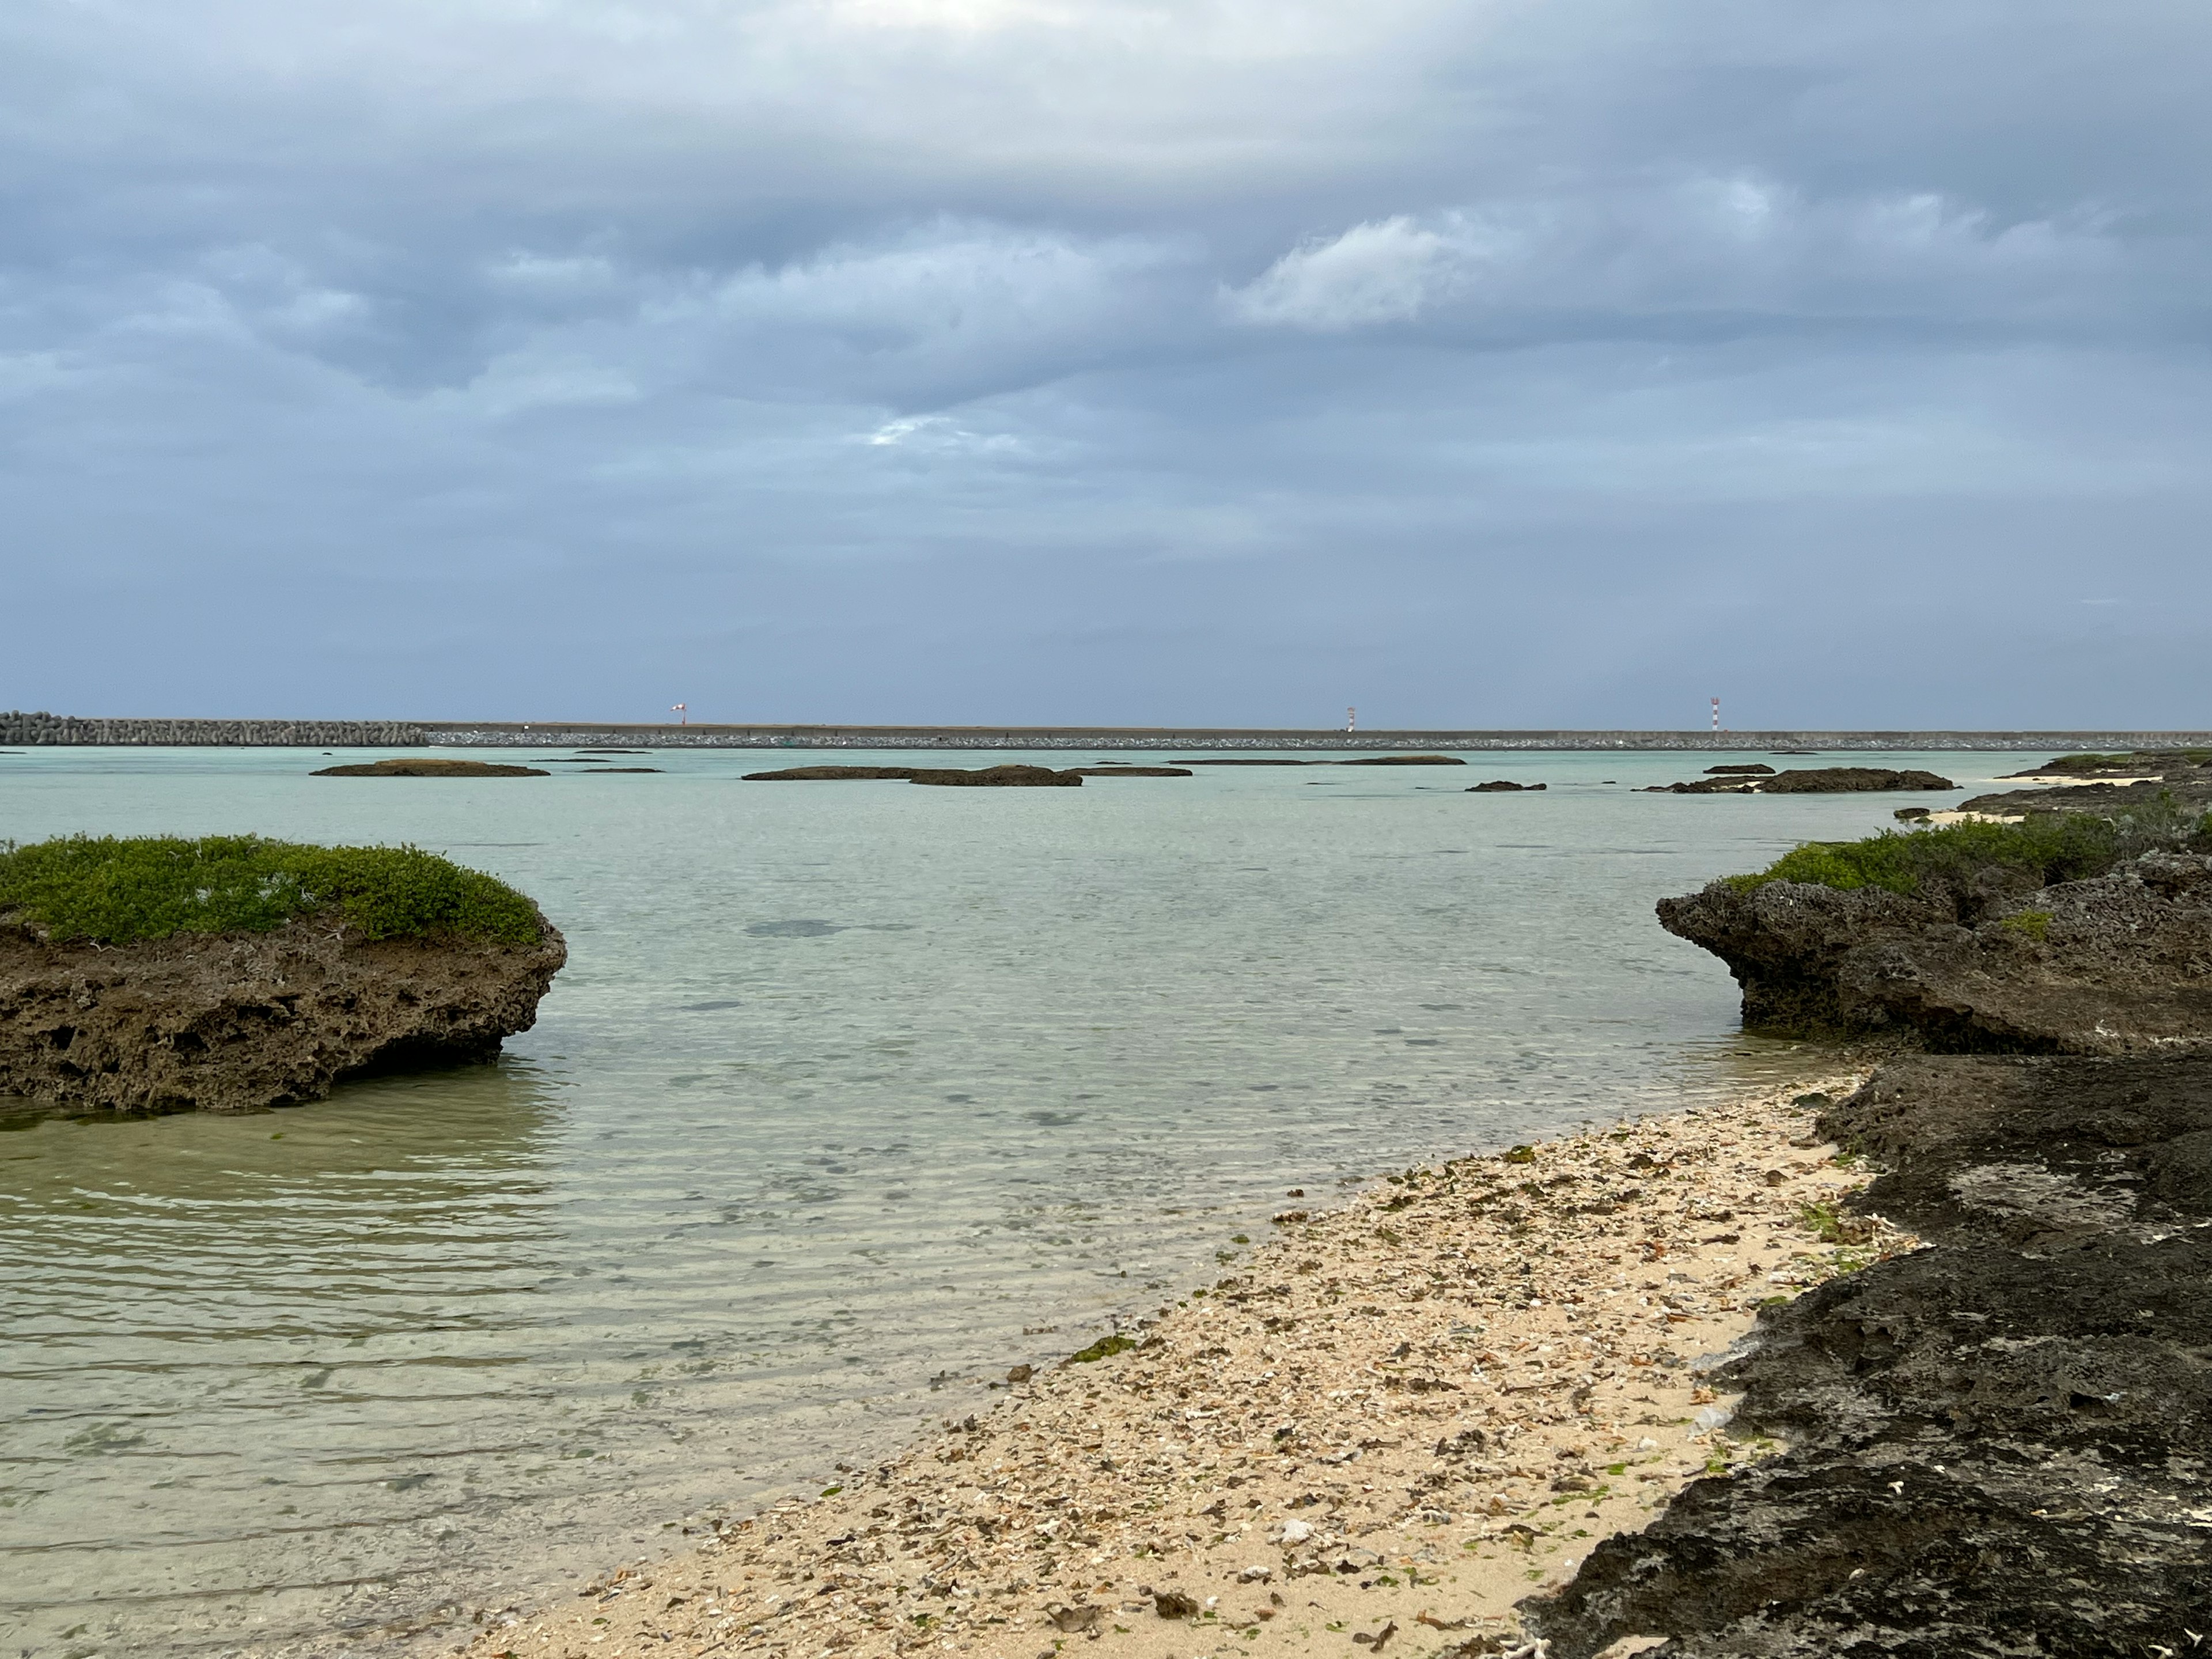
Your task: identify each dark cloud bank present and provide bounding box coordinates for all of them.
[3,0,2206,727]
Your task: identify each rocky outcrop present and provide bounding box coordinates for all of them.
[1958,777,2212,820]
[742,764,1083,786]
[1067,766,1192,777]
[1467,780,1547,791]
[1656,851,2212,1051]
[742,766,921,780]
[1998,748,2212,779]
[1338,753,1467,766]
[908,765,1080,787]
[313,758,549,778]
[0,912,566,1114]
[1705,764,1774,775]
[1523,1052,2212,1657]
[1757,768,1955,793]
[1650,768,1956,796]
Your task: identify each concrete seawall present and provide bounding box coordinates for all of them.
[7,712,2212,752]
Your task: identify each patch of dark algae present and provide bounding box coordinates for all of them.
[1524,877,2212,1653]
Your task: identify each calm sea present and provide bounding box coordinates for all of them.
[0,746,2022,1656]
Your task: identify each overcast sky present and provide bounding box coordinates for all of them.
[3,0,2206,728]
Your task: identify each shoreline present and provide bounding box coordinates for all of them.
[416,1070,1910,1659]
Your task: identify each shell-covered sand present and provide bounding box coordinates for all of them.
[450,1076,1912,1659]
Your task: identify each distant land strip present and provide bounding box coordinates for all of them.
[6,712,2212,752]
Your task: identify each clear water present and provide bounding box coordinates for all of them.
[0,746,2029,1656]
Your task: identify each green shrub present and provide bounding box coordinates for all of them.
[1997,910,2052,942]
[0,835,542,946]
[1724,802,2208,900]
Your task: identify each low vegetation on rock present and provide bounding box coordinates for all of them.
[1722,809,2199,900]
[1661,777,2212,1051]
[0,834,544,947]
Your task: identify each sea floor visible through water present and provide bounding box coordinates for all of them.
[0,745,2030,1657]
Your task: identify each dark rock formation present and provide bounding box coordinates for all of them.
[743,764,1081,785]
[1753,767,1953,794]
[0,911,566,1114]
[313,758,549,778]
[1336,754,1467,766]
[1647,776,1756,794]
[1067,767,1193,777]
[1705,764,1775,775]
[1657,851,2212,1051]
[1522,1052,2212,1658]
[585,767,662,773]
[1467,781,1547,792]
[1650,768,1956,796]
[1998,749,2212,779]
[1174,758,1315,766]
[1959,777,2212,820]
[743,766,922,780]
[907,764,1081,787]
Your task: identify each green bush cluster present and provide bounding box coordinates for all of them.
[0,835,542,946]
[1725,801,2210,900]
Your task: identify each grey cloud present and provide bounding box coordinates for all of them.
[2,0,2209,724]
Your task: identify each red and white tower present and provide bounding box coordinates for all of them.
[1711,697,1721,733]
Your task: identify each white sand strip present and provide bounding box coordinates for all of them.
[430,1076,1913,1659]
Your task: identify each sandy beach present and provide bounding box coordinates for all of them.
[440,1071,1914,1659]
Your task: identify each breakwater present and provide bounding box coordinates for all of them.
[9,712,2212,751]
[0,713,421,747]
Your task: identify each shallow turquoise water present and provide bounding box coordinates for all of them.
[0,746,2027,1654]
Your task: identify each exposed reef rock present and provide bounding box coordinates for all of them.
[1337,753,1467,766]
[1959,776,2212,820]
[0,910,566,1114]
[742,765,919,780]
[1706,763,1775,775]
[1998,748,2212,779]
[907,764,1080,787]
[1066,766,1192,777]
[743,764,1081,785]
[1467,780,1547,791]
[313,757,549,778]
[1656,850,2212,1051]
[1648,767,1956,796]
[1523,1052,2212,1658]
[1953,752,2212,820]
